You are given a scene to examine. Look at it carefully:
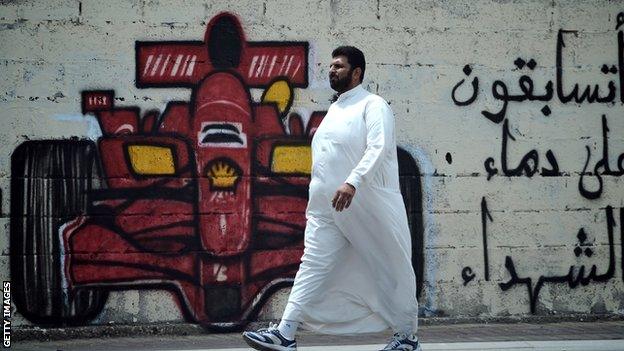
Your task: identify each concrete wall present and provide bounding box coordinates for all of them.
[1,0,622,329]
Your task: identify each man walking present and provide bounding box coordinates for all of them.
[243,46,421,351]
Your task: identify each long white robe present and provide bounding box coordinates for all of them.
[282,84,418,334]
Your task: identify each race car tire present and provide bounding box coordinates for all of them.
[397,147,425,299]
[10,139,108,326]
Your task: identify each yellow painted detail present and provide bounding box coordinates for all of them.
[271,145,311,174]
[208,161,239,189]
[262,79,292,114]
[128,145,176,175]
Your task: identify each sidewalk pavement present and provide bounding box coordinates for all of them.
[213,341,623,351]
[12,320,624,351]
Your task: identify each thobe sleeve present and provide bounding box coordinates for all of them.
[345,99,394,189]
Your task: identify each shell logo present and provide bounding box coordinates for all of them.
[207,159,240,190]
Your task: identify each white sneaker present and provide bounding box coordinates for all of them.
[380,332,422,350]
[242,322,297,351]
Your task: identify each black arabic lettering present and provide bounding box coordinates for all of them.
[578,114,624,200]
[481,80,509,124]
[541,150,560,177]
[457,16,623,118]
[481,74,555,123]
[484,158,498,180]
[519,76,554,102]
[620,208,623,284]
[556,30,617,104]
[481,197,492,281]
[618,13,624,103]
[485,119,560,180]
[451,65,479,106]
[499,206,617,314]
[579,145,603,200]
[461,267,476,286]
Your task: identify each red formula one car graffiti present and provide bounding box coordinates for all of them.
[62,76,321,327]
[10,13,423,328]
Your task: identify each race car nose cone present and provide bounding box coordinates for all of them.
[194,72,251,117]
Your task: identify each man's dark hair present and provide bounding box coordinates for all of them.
[332,46,365,82]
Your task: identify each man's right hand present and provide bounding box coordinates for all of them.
[331,183,356,212]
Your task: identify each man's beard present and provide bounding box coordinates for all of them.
[329,69,353,93]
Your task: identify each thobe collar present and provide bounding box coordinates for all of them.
[334,84,365,103]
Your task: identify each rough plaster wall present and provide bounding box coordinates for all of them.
[0,0,622,327]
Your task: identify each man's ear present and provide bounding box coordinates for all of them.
[353,67,362,83]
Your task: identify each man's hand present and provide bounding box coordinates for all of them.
[332,183,356,212]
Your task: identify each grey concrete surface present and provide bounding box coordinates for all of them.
[10,320,624,351]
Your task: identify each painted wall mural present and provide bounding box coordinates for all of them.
[453,12,624,314]
[9,12,423,328]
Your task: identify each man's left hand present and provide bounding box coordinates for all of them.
[332,183,356,212]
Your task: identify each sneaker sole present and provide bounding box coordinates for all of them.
[242,333,296,351]
[379,344,422,351]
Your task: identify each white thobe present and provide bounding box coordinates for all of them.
[282,84,419,334]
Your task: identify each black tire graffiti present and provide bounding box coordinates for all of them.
[397,147,424,298]
[10,140,108,326]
